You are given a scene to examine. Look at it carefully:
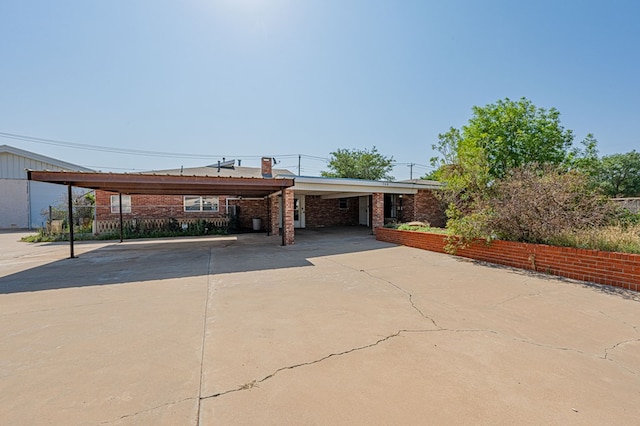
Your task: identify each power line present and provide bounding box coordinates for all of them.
[0,131,322,161]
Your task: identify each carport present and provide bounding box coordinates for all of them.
[27,170,295,258]
[287,176,441,229]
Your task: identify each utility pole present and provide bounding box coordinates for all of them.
[408,163,414,180]
[298,155,301,176]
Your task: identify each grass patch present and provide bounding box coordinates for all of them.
[21,229,95,243]
[550,224,640,254]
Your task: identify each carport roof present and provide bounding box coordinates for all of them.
[27,170,295,197]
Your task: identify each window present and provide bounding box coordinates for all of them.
[110,195,131,213]
[184,196,219,212]
[338,198,348,209]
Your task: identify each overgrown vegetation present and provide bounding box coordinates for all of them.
[425,97,640,254]
[487,165,615,244]
[21,228,95,243]
[549,223,640,254]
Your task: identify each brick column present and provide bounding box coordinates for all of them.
[269,194,280,236]
[372,192,384,234]
[283,188,295,245]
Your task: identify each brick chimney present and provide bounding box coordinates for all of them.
[261,157,273,178]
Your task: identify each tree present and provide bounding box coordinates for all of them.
[566,133,600,175]
[592,150,640,197]
[429,98,602,249]
[321,147,394,181]
[432,97,574,181]
[430,98,580,207]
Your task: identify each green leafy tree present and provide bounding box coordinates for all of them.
[431,97,579,198]
[566,133,600,174]
[593,150,640,197]
[429,98,602,249]
[451,97,573,178]
[321,146,394,181]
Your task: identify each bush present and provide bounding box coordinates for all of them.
[488,165,616,243]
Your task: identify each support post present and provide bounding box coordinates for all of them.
[282,188,295,245]
[68,184,75,258]
[280,192,285,246]
[372,192,385,235]
[267,196,271,236]
[119,193,124,243]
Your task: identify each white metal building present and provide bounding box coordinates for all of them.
[0,145,92,229]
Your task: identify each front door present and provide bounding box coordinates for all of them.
[294,195,305,228]
[359,196,370,226]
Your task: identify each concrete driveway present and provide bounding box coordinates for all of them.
[1,228,639,425]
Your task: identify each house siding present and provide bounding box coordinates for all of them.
[227,198,269,231]
[94,191,272,231]
[401,190,445,227]
[304,195,359,227]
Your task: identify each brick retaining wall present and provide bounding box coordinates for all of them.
[376,227,640,292]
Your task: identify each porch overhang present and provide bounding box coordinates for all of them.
[290,176,440,197]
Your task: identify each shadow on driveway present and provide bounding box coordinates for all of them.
[0,227,392,294]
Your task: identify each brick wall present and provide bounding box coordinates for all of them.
[95,191,230,221]
[96,192,182,220]
[227,198,268,231]
[376,228,640,292]
[304,196,359,227]
[400,190,445,227]
[96,190,271,231]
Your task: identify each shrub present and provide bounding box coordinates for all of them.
[488,165,616,243]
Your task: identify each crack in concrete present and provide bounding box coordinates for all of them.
[359,269,441,329]
[200,253,640,410]
[196,248,215,426]
[491,291,541,309]
[200,331,404,400]
[323,258,440,328]
[99,397,195,424]
[202,326,640,403]
[601,338,640,376]
[603,338,640,360]
[510,337,586,355]
[597,310,639,335]
[201,328,498,401]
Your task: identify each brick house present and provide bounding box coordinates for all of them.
[92,158,444,240]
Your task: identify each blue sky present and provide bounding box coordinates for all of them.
[1,0,638,180]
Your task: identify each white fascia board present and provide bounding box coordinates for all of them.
[292,176,440,194]
[320,192,372,200]
[293,181,417,194]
